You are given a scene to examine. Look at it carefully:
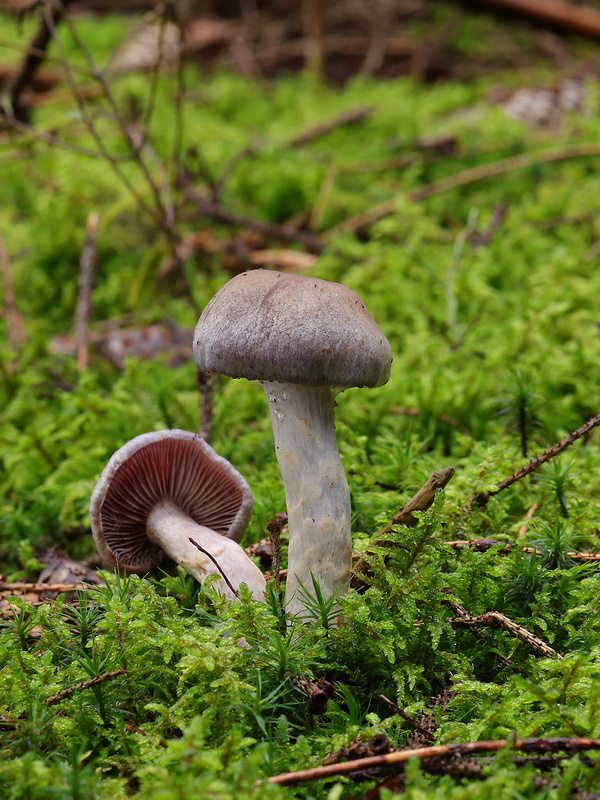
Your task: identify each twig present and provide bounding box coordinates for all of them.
[182,182,325,253]
[0,581,94,595]
[303,0,325,76]
[334,143,600,235]
[7,0,75,123]
[476,413,600,506]
[212,107,371,203]
[446,538,600,563]
[188,537,238,598]
[447,610,562,660]
[379,468,456,535]
[379,695,436,742]
[517,501,538,541]
[440,592,514,668]
[265,736,600,785]
[291,107,372,147]
[43,669,126,707]
[0,229,26,349]
[475,0,600,40]
[74,211,99,370]
[197,368,213,444]
[56,4,199,314]
[352,467,455,584]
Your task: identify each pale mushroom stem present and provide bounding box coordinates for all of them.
[146,502,266,602]
[263,381,352,617]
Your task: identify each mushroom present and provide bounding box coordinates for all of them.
[193,270,392,616]
[89,429,266,602]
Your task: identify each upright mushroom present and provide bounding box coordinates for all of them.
[193,270,392,616]
[90,429,266,602]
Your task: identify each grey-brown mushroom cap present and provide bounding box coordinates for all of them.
[193,270,392,388]
[89,429,253,574]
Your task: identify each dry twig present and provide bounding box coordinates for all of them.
[379,695,436,742]
[0,229,26,349]
[352,467,455,583]
[182,182,325,253]
[74,212,99,370]
[446,538,600,563]
[266,736,600,786]
[335,143,600,235]
[447,609,562,660]
[476,413,600,506]
[189,537,238,598]
[44,669,126,707]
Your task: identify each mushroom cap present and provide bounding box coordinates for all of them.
[90,429,253,574]
[193,270,392,388]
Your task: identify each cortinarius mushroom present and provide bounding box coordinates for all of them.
[90,429,266,602]
[193,270,392,616]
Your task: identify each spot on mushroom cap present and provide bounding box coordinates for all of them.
[193,270,392,388]
[90,430,253,574]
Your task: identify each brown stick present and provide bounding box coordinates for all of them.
[0,229,26,349]
[381,468,455,534]
[446,539,600,563]
[0,582,95,594]
[266,736,600,786]
[43,669,126,707]
[476,413,600,506]
[8,0,74,123]
[304,0,326,76]
[379,695,436,742]
[291,107,372,147]
[476,0,600,40]
[74,211,99,370]
[447,610,562,660]
[182,182,325,253]
[189,537,238,598]
[335,144,600,235]
[352,468,455,582]
[440,593,514,667]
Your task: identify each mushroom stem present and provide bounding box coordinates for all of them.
[146,502,266,602]
[263,381,352,617]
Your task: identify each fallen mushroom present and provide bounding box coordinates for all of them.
[89,429,266,602]
[193,270,392,616]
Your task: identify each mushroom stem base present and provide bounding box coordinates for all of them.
[264,381,352,618]
[146,502,266,602]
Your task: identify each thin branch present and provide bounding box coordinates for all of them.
[74,211,99,370]
[188,537,238,598]
[379,695,436,742]
[447,610,562,660]
[266,736,600,786]
[0,229,26,348]
[0,581,94,595]
[476,413,600,506]
[43,669,126,707]
[290,106,372,147]
[440,592,514,668]
[0,36,91,77]
[475,0,600,40]
[352,467,455,583]
[7,0,75,123]
[182,181,325,253]
[40,2,153,217]
[1,114,135,161]
[211,107,371,203]
[446,538,600,563]
[334,143,600,235]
